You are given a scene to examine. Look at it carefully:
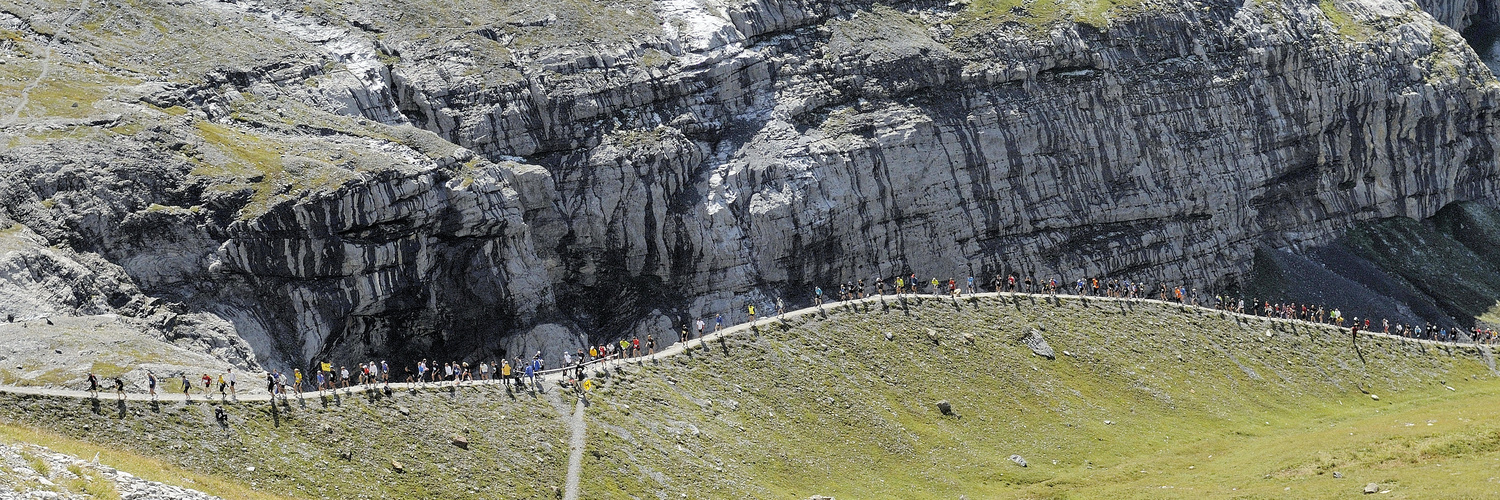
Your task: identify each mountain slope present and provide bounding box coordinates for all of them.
[1,294,1496,498]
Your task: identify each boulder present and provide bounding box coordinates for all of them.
[391,459,405,473]
[451,435,469,449]
[1009,455,1028,467]
[1023,329,1056,360]
[936,400,952,415]
[1364,483,1379,494]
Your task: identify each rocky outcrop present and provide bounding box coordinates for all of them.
[2,0,1499,371]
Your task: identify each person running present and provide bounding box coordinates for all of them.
[114,377,125,401]
[748,304,756,323]
[147,371,158,400]
[715,313,724,333]
[381,360,390,383]
[316,370,326,393]
[967,276,974,295]
[201,373,212,394]
[631,336,641,357]
[340,366,350,389]
[647,334,657,355]
[814,286,824,306]
[293,369,304,394]
[696,318,705,339]
[182,373,193,400]
[895,276,905,295]
[87,372,99,397]
[227,367,237,398]
[417,359,428,385]
[777,296,785,316]
[265,372,276,397]
[218,373,227,396]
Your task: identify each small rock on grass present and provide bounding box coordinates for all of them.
[1363,483,1378,494]
[936,400,952,415]
[1009,455,1028,467]
[1370,394,1379,401]
[391,459,405,473]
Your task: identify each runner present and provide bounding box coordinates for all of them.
[201,373,212,395]
[114,377,125,401]
[696,318,705,339]
[293,369,304,394]
[501,359,513,388]
[967,276,975,295]
[777,296,785,316]
[647,334,657,355]
[747,304,756,323]
[815,286,824,306]
[86,372,99,397]
[217,372,226,396]
[182,373,193,400]
[340,366,350,389]
[381,360,390,383]
[316,370,326,393]
[227,367,236,398]
[631,336,641,357]
[895,276,905,295]
[147,371,158,401]
[715,313,724,333]
[417,359,428,385]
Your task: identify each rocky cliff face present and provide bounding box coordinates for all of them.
[0,0,1497,370]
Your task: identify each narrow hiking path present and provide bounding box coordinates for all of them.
[0,292,1488,404]
[563,397,586,500]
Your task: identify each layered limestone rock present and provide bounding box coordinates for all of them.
[2,0,1499,370]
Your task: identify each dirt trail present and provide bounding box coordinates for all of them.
[563,397,586,500]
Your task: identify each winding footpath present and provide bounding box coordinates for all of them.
[0,291,1489,403]
[2,291,1493,498]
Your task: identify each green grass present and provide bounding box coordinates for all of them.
[954,0,1152,35]
[1317,0,1371,41]
[579,296,1498,498]
[2,297,1497,498]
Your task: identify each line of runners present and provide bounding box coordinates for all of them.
[77,275,1496,400]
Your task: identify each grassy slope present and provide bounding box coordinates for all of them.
[1,296,1498,499]
[582,295,1499,498]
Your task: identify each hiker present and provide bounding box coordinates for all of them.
[715,313,724,333]
[265,372,276,397]
[147,371,158,400]
[316,371,326,393]
[227,368,236,397]
[87,372,99,396]
[501,360,513,388]
[381,360,390,383]
[182,373,193,400]
[114,377,125,400]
